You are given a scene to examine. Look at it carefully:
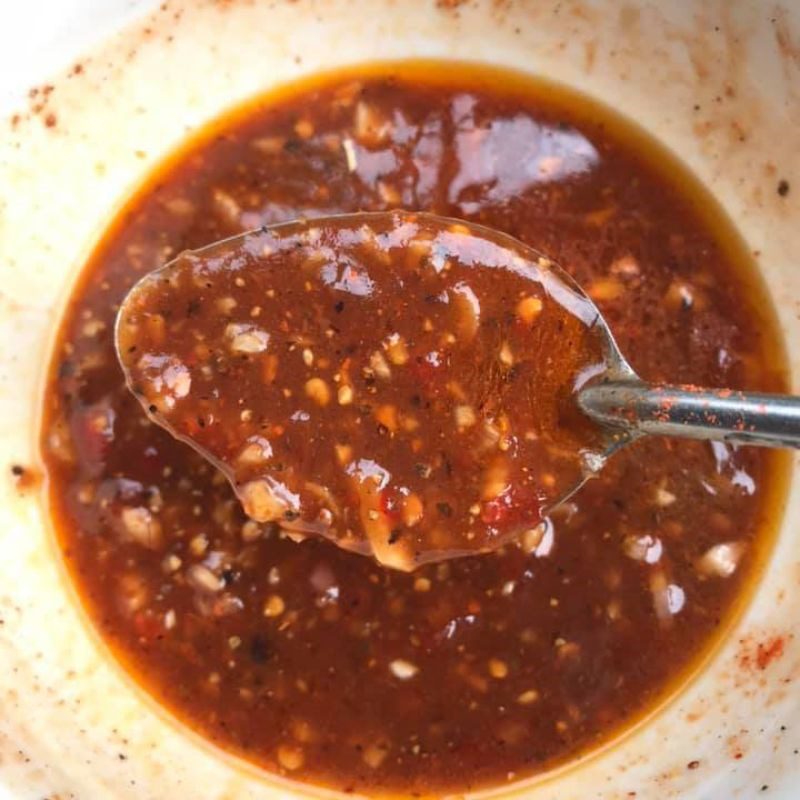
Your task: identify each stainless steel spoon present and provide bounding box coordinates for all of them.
[116,211,800,545]
[571,289,800,452]
[579,377,800,450]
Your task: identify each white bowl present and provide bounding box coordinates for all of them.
[0,1,798,798]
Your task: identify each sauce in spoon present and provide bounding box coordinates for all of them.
[117,211,608,569]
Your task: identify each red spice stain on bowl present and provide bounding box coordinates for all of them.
[756,637,787,670]
[738,633,792,672]
[9,81,62,130]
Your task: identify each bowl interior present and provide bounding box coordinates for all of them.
[0,2,798,798]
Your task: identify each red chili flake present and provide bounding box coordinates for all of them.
[659,396,676,412]
[133,611,163,641]
[481,486,541,529]
[756,637,785,671]
[481,495,510,525]
[379,487,402,520]
[738,634,791,673]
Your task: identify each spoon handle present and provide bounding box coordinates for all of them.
[578,380,800,449]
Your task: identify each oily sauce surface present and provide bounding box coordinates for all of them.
[42,63,787,793]
[117,212,607,570]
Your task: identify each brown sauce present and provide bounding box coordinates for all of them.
[41,62,788,793]
[117,212,608,570]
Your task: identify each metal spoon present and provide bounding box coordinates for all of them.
[115,211,800,562]
[571,293,800,452]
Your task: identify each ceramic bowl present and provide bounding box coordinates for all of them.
[0,1,798,797]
